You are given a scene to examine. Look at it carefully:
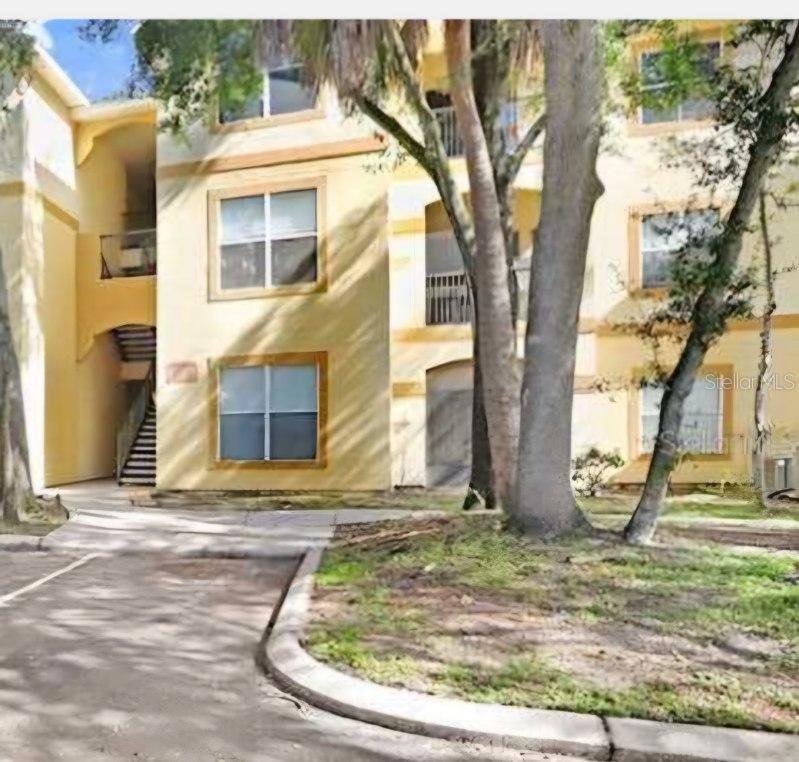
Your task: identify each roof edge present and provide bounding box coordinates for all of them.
[33,45,89,109]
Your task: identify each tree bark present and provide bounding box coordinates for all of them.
[752,190,776,506]
[445,20,520,508]
[464,313,495,509]
[513,21,604,536]
[0,247,35,525]
[625,27,799,544]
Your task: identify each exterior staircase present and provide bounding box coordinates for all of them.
[112,324,156,362]
[119,401,156,486]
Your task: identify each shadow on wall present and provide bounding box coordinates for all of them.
[154,192,392,492]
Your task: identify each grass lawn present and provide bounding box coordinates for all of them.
[145,489,467,512]
[0,520,59,536]
[145,487,799,523]
[307,515,799,733]
[0,496,67,536]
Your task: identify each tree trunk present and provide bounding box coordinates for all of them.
[0,247,35,525]
[513,21,604,536]
[625,28,799,545]
[464,312,495,509]
[752,190,776,506]
[445,20,519,509]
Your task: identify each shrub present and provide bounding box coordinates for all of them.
[571,447,624,496]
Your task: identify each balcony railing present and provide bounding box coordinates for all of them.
[100,229,157,279]
[425,258,532,326]
[432,99,535,158]
[425,271,472,325]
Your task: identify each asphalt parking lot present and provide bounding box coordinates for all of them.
[0,549,570,762]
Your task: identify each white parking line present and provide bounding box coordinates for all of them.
[0,552,102,605]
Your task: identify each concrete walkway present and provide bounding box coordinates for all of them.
[42,479,430,558]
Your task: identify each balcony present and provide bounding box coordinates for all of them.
[425,271,472,325]
[424,266,532,326]
[100,229,157,279]
[432,99,534,158]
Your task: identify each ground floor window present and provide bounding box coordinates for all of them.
[218,356,323,462]
[640,374,724,454]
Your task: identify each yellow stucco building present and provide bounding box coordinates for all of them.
[1,29,797,495]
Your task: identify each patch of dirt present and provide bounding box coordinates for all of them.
[311,519,799,730]
[662,525,799,550]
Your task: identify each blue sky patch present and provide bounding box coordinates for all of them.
[41,20,137,102]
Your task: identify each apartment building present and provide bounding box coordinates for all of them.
[1,24,797,495]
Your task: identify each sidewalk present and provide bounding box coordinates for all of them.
[42,479,438,558]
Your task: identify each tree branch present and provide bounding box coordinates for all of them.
[500,111,546,189]
[385,21,476,276]
[354,95,431,173]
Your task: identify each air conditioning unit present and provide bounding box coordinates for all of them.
[120,247,145,271]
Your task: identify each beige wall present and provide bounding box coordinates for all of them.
[0,76,158,488]
[156,152,391,490]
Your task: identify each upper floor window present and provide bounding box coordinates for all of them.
[640,208,719,288]
[639,41,719,125]
[219,60,317,124]
[640,374,724,455]
[218,187,318,292]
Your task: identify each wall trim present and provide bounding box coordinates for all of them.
[158,135,385,179]
[0,180,79,231]
[596,312,799,337]
[392,381,425,398]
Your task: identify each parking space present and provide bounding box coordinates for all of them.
[0,547,559,761]
[0,551,86,598]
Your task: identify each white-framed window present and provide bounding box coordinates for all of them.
[219,188,317,290]
[640,208,719,288]
[219,362,319,461]
[640,375,724,455]
[639,41,720,125]
[219,60,317,124]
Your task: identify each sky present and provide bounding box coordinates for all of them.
[35,20,137,102]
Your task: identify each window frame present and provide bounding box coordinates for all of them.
[210,351,328,470]
[627,201,723,293]
[208,177,327,301]
[629,364,734,462]
[628,27,724,136]
[214,62,323,132]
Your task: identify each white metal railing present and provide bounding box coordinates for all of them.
[424,260,531,326]
[425,271,471,325]
[100,228,157,279]
[432,99,535,158]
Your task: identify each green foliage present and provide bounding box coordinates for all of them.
[135,21,262,132]
[571,447,624,496]
[309,517,799,731]
[438,656,797,731]
[0,21,35,83]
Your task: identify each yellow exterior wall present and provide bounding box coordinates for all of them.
[155,152,391,490]
[2,41,797,493]
[0,73,157,488]
[44,209,125,484]
[75,233,155,357]
[589,325,799,485]
[0,187,47,489]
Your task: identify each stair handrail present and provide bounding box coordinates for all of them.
[115,361,155,481]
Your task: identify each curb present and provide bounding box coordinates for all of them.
[262,547,799,762]
[264,548,609,759]
[0,535,44,552]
